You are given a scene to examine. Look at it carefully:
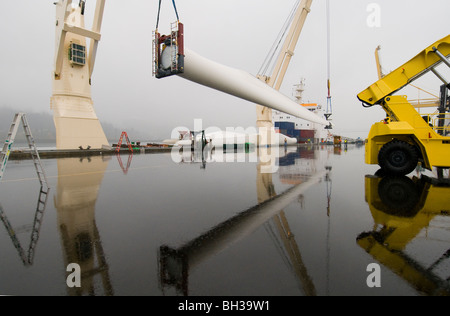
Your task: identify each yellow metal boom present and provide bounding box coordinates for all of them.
[358,34,450,106]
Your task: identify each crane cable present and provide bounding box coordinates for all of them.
[172,0,180,22]
[155,0,180,31]
[258,0,300,77]
[326,0,333,119]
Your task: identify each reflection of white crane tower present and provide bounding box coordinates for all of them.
[51,0,109,150]
[55,156,113,296]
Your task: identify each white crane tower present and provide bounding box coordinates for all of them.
[51,0,109,150]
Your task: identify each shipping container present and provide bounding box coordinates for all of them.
[300,130,315,139]
[275,122,295,130]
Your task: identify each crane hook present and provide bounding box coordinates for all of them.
[79,0,86,15]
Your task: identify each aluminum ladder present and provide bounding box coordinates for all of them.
[0,113,48,187]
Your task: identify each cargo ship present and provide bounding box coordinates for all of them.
[273,79,331,144]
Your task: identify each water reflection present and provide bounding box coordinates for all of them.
[175,142,217,169]
[2,144,396,296]
[54,156,114,296]
[0,186,49,266]
[358,174,450,296]
[159,145,332,296]
[116,153,133,174]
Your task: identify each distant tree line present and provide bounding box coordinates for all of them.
[0,107,142,144]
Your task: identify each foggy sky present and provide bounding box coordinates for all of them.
[1,0,449,141]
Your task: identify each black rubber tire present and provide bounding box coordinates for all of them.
[378,140,419,176]
[378,176,420,217]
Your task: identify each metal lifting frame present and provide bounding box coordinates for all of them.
[153,22,185,79]
[153,0,184,78]
[0,113,48,187]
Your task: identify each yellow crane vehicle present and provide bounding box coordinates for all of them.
[358,35,450,176]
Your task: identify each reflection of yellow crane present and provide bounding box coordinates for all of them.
[357,175,450,296]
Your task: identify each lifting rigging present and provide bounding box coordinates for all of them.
[153,0,184,79]
[325,0,332,123]
[152,0,331,131]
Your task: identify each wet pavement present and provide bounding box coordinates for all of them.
[0,144,449,296]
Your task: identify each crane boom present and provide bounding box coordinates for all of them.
[267,0,313,90]
[257,0,313,129]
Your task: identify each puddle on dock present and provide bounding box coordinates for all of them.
[0,144,449,296]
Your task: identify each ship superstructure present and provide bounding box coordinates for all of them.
[273,79,330,144]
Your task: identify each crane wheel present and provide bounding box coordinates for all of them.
[378,140,419,176]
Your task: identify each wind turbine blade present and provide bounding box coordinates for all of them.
[178,48,331,127]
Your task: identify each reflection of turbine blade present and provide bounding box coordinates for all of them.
[55,156,113,296]
[272,212,317,296]
[178,48,330,127]
[187,171,324,268]
[160,170,326,293]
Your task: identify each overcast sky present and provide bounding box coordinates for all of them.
[1,0,449,141]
